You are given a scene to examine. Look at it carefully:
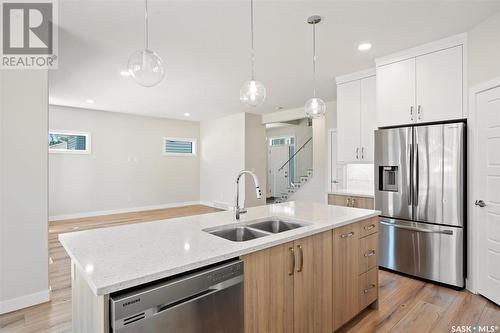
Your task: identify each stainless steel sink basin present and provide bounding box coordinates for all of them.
[248,219,304,233]
[204,217,308,242]
[208,226,269,242]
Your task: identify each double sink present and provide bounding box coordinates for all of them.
[204,217,307,242]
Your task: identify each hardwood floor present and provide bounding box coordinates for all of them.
[1,204,499,333]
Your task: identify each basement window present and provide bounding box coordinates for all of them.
[48,130,91,154]
[163,137,197,156]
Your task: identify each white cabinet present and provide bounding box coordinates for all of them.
[376,35,466,128]
[336,70,376,163]
[337,80,361,163]
[415,45,463,123]
[360,76,376,161]
[376,58,416,127]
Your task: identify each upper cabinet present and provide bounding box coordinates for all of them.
[376,34,466,128]
[336,69,376,163]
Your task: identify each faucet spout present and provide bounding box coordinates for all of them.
[235,170,262,220]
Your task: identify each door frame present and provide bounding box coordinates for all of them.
[468,76,500,293]
[327,128,337,192]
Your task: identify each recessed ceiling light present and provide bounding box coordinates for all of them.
[120,70,131,77]
[358,43,372,51]
[184,112,191,117]
[85,99,94,104]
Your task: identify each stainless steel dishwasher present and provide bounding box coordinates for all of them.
[110,260,243,333]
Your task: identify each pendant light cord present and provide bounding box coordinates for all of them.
[312,22,316,97]
[144,0,149,50]
[250,0,255,80]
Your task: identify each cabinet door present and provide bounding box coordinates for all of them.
[242,242,294,333]
[294,232,333,333]
[376,58,416,127]
[328,194,352,207]
[415,45,463,123]
[360,76,376,162]
[337,80,361,162]
[333,223,360,330]
[352,196,374,209]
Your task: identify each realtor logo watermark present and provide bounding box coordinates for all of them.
[1,0,58,68]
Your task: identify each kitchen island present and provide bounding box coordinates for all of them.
[59,201,380,332]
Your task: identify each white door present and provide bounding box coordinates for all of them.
[360,75,376,162]
[269,144,290,198]
[337,80,361,163]
[328,130,340,192]
[477,85,500,305]
[416,45,463,123]
[376,58,416,127]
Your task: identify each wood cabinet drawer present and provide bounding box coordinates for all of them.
[358,267,378,310]
[359,233,378,274]
[358,217,378,238]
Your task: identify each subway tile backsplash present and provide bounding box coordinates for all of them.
[345,164,374,193]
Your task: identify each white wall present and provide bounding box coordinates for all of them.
[49,106,200,218]
[244,113,267,208]
[0,70,49,314]
[200,113,245,209]
[468,11,500,87]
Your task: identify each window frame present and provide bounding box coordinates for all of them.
[48,130,91,154]
[162,136,197,157]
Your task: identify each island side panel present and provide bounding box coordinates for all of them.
[71,261,109,333]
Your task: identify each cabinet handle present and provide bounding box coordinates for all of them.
[361,147,364,160]
[417,105,422,120]
[288,247,295,276]
[364,224,375,231]
[356,148,359,160]
[340,231,355,238]
[363,284,376,294]
[351,198,356,207]
[297,245,304,272]
[346,198,351,206]
[410,106,414,121]
[364,249,376,257]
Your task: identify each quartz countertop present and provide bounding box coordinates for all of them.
[328,189,375,198]
[59,202,380,296]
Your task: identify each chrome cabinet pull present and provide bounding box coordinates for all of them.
[417,105,422,120]
[297,245,304,272]
[356,148,359,160]
[346,198,351,206]
[410,106,414,121]
[341,231,354,238]
[288,247,295,276]
[364,224,375,231]
[363,284,376,294]
[364,249,376,257]
[351,198,356,207]
[361,147,364,160]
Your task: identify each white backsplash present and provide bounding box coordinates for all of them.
[344,164,374,193]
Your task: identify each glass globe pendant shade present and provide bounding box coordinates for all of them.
[128,49,165,87]
[240,80,266,107]
[304,97,326,118]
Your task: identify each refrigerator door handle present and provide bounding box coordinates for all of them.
[408,143,412,206]
[414,143,419,207]
[380,221,453,235]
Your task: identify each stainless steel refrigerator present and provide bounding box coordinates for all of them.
[375,122,465,288]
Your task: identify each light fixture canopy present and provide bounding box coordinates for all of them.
[304,15,326,119]
[128,0,165,87]
[240,0,266,107]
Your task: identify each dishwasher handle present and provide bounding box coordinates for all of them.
[156,275,243,314]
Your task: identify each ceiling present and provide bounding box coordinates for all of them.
[49,0,500,121]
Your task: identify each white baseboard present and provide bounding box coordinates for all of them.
[49,201,202,221]
[0,289,50,314]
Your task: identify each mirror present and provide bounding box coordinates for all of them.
[265,118,313,204]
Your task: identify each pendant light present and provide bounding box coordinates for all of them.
[128,0,165,87]
[304,15,326,118]
[240,0,266,107]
